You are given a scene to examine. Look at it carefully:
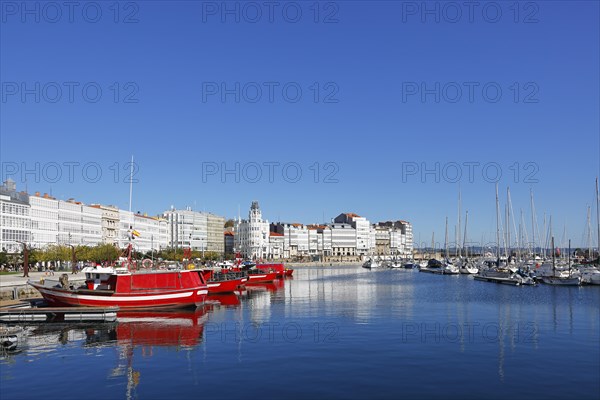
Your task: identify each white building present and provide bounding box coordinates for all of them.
[0,179,31,253]
[270,222,310,258]
[163,208,224,254]
[307,227,320,256]
[118,210,167,253]
[29,193,59,249]
[318,225,332,256]
[206,213,225,254]
[375,221,414,257]
[92,204,119,245]
[235,201,270,259]
[56,199,102,246]
[333,213,371,256]
[268,232,284,259]
[330,223,357,257]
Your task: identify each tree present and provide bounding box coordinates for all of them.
[224,219,235,228]
[0,248,9,266]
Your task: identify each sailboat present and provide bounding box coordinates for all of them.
[474,185,532,285]
[541,238,581,285]
[442,217,459,274]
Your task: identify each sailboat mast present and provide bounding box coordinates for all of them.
[551,236,555,276]
[530,189,536,256]
[587,206,593,259]
[506,186,511,256]
[496,183,501,260]
[543,213,547,258]
[568,239,571,276]
[128,155,134,213]
[596,177,600,262]
[444,217,448,259]
[457,186,461,257]
[463,211,469,258]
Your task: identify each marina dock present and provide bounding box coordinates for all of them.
[0,305,119,323]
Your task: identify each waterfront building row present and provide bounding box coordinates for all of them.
[0,180,224,254]
[234,202,413,260]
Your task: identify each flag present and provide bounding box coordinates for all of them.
[132,230,141,237]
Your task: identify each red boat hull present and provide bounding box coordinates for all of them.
[256,263,290,278]
[207,277,246,293]
[246,271,279,283]
[29,270,208,309]
[198,269,247,294]
[29,282,207,309]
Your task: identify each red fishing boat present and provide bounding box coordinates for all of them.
[198,269,247,294]
[246,270,279,283]
[256,263,293,278]
[28,245,208,309]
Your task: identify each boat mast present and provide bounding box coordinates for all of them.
[463,211,469,258]
[444,217,449,260]
[549,215,553,258]
[496,183,501,262]
[596,177,600,263]
[506,186,511,258]
[457,185,461,258]
[530,189,536,257]
[128,155,134,213]
[431,231,435,259]
[543,213,547,259]
[551,236,555,277]
[568,239,571,277]
[587,206,593,259]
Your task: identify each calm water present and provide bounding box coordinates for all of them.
[1,266,599,400]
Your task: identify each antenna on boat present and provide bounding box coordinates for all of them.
[128,155,134,213]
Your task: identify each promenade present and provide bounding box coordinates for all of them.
[0,271,86,288]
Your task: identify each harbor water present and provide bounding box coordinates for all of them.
[1,266,599,399]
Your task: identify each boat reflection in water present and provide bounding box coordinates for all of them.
[206,293,243,307]
[113,307,210,348]
[88,306,212,400]
[245,278,285,293]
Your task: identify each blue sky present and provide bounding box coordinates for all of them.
[1,1,599,248]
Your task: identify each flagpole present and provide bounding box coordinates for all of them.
[128,155,134,213]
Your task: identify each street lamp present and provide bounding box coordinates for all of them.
[66,243,77,274]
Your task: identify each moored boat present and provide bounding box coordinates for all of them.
[246,270,279,283]
[28,245,208,309]
[256,263,290,278]
[198,270,246,294]
[362,258,380,269]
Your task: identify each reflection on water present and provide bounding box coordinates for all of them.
[1,267,599,400]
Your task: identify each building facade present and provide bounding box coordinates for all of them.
[29,193,59,249]
[0,179,31,253]
[234,201,270,259]
[206,213,225,254]
[93,204,119,245]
